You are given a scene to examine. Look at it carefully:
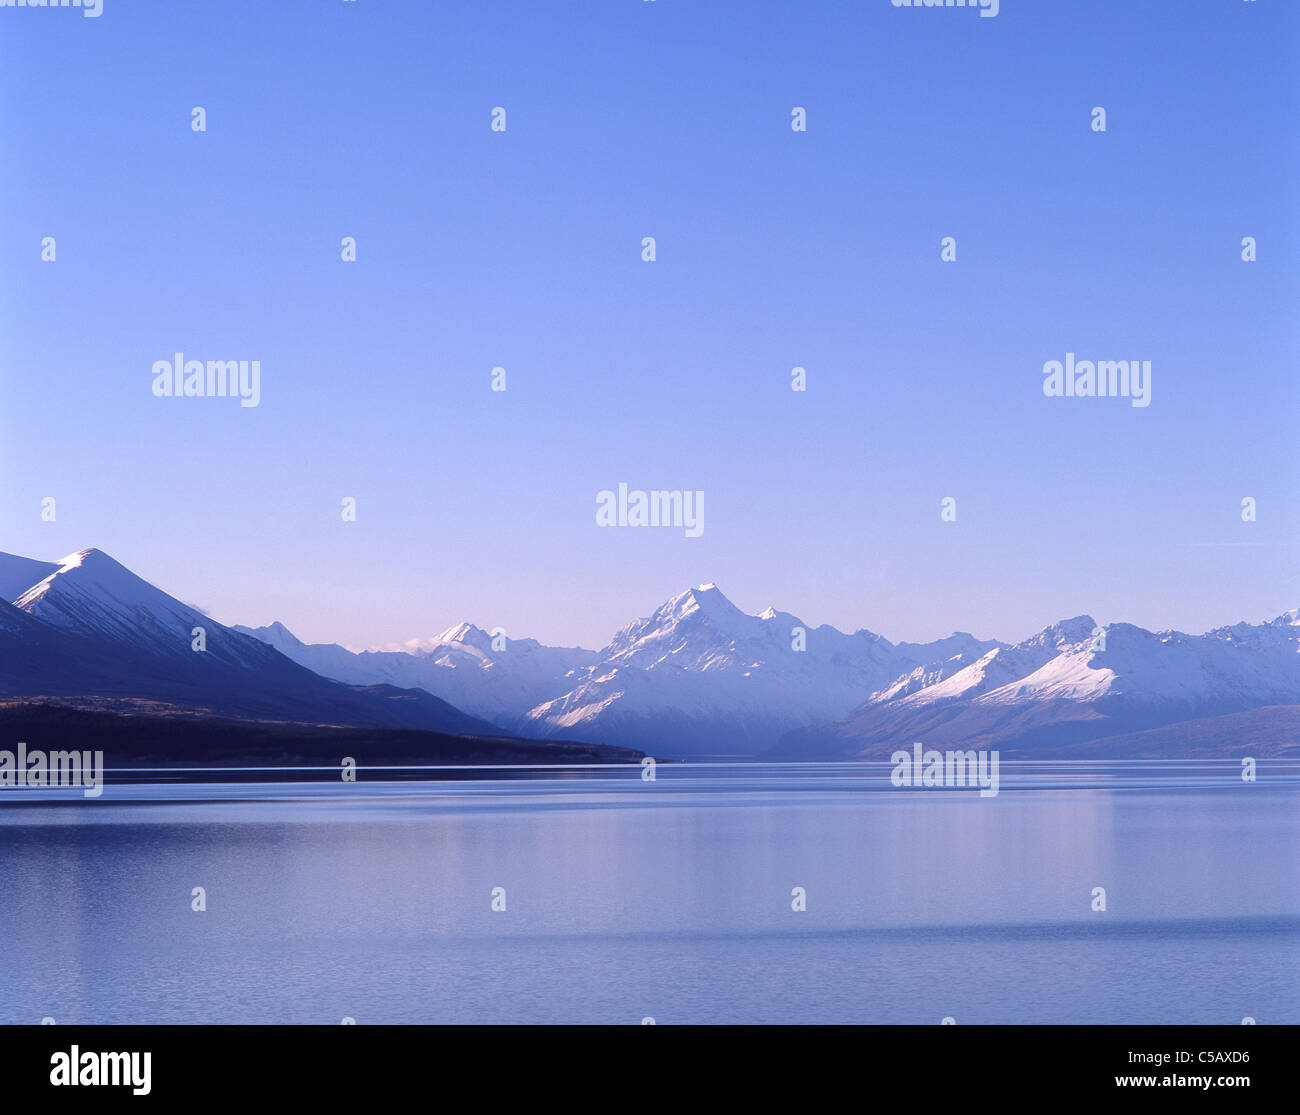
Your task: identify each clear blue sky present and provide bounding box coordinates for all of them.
[2,0,1296,650]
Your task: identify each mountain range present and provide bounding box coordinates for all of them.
[237,584,1001,756]
[0,548,502,737]
[237,576,1300,759]
[774,611,1300,758]
[2,546,1296,759]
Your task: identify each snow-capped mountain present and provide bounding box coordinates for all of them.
[0,548,501,736]
[864,616,1097,709]
[16,549,270,671]
[245,582,999,756]
[774,610,1300,758]
[519,584,998,754]
[231,619,595,726]
[7,545,1291,759]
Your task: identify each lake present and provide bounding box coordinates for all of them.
[1,761,1296,1024]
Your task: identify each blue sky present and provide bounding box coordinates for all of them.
[2,0,1296,650]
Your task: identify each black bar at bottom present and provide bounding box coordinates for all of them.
[0,1024,1286,1103]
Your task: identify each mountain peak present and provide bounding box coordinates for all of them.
[437,621,489,645]
[667,582,740,616]
[231,620,307,652]
[57,547,114,569]
[22,548,139,606]
[643,584,752,636]
[1040,614,1098,646]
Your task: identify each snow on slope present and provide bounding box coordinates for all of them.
[239,583,999,754]
[233,619,595,726]
[974,617,1300,709]
[859,611,1299,714]
[780,609,1300,758]
[519,585,999,754]
[0,548,506,735]
[0,551,62,604]
[233,578,1299,759]
[873,616,1098,708]
[14,549,264,668]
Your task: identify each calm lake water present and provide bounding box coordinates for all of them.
[2,762,1297,1024]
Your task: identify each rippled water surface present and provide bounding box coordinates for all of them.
[2,761,1296,1023]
